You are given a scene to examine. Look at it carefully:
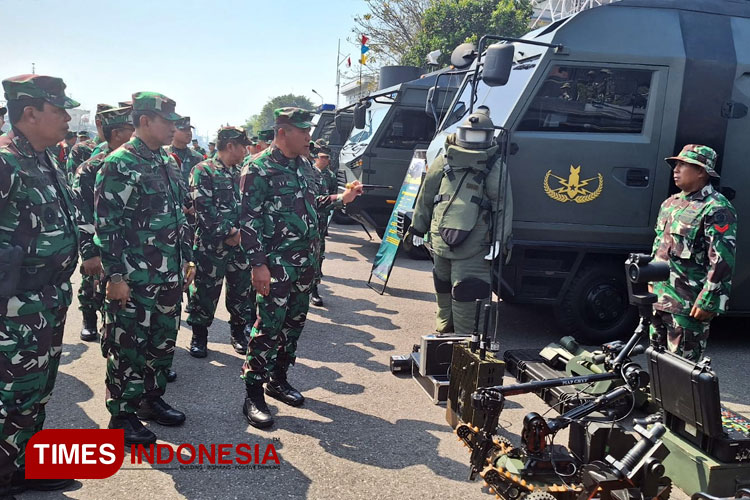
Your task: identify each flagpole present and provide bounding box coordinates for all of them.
[336,39,341,109]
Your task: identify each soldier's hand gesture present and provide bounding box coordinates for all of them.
[252,264,271,296]
[107,281,130,309]
[81,256,104,277]
[224,228,241,247]
[690,304,715,322]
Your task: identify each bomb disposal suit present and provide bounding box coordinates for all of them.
[411,108,512,333]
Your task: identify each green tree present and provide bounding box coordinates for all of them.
[352,0,430,67]
[244,94,315,133]
[402,0,533,67]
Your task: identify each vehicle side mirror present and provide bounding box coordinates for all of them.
[482,44,515,87]
[354,104,366,129]
[425,86,436,117]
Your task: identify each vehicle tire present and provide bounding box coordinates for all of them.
[554,263,638,345]
[332,209,356,225]
[400,233,430,260]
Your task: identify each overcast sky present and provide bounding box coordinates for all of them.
[1,0,368,141]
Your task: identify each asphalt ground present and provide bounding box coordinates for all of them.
[23,223,749,500]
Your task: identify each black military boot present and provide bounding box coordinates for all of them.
[265,368,304,407]
[243,383,273,428]
[80,309,99,342]
[230,323,248,355]
[108,413,157,446]
[11,468,74,492]
[310,285,323,307]
[166,369,177,382]
[189,324,208,358]
[136,397,186,426]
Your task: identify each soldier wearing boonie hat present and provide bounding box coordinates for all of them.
[650,144,737,361]
[238,107,363,429]
[0,74,80,494]
[73,106,135,344]
[94,91,194,446]
[186,126,256,359]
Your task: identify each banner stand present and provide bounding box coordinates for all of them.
[367,150,428,295]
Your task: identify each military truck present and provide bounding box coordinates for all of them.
[339,68,463,237]
[311,106,354,223]
[427,0,750,344]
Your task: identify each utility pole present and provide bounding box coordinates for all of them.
[32,63,35,74]
[336,39,341,109]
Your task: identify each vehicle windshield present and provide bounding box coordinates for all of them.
[440,55,542,134]
[345,101,391,146]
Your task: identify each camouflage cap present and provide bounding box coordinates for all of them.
[118,100,132,107]
[273,107,313,129]
[77,130,90,138]
[217,125,251,145]
[257,129,274,141]
[96,103,114,114]
[131,91,181,121]
[311,138,331,156]
[65,131,76,140]
[2,74,80,109]
[666,144,719,178]
[175,116,193,130]
[99,106,133,128]
[208,141,216,146]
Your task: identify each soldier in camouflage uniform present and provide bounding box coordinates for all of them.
[167,116,203,232]
[256,128,273,153]
[66,130,96,184]
[309,139,338,307]
[187,126,255,358]
[191,138,206,157]
[651,144,737,361]
[49,131,76,164]
[72,106,134,342]
[206,141,217,159]
[89,103,115,156]
[95,92,194,446]
[239,107,362,428]
[0,74,80,494]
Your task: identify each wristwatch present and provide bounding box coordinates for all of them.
[110,273,124,284]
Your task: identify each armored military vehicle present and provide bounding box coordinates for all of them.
[428,0,750,343]
[339,67,463,237]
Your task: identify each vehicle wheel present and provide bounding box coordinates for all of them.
[400,233,430,260]
[332,209,356,225]
[554,264,638,345]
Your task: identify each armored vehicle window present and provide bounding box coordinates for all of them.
[377,108,436,150]
[518,66,652,133]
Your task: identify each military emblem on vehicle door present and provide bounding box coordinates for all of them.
[543,165,603,203]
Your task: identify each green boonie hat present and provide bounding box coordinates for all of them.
[175,116,193,130]
[131,91,181,121]
[77,130,90,138]
[257,129,274,141]
[217,126,251,145]
[99,106,133,128]
[666,144,719,178]
[273,107,313,129]
[2,74,80,109]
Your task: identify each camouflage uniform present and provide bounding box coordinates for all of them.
[94,92,191,416]
[0,75,80,481]
[187,127,255,330]
[309,141,339,290]
[66,136,96,184]
[166,142,204,191]
[651,145,737,361]
[72,107,134,328]
[239,110,338,384]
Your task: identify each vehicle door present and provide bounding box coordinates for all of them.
[507,62,669,245]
